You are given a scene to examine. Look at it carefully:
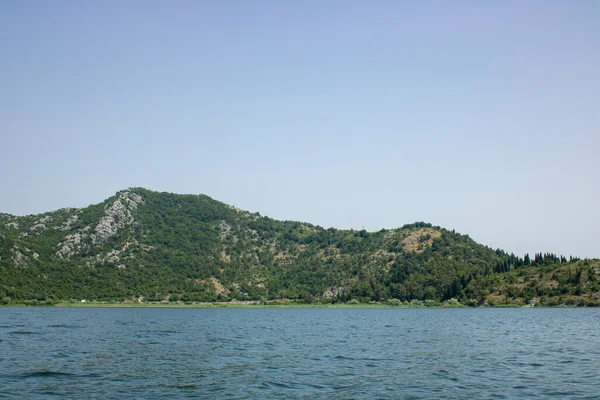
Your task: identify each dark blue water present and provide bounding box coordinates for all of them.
[1,307,599,399]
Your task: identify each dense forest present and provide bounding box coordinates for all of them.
[1,188,598,306]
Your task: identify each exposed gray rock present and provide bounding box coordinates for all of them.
[12,246,27,267]
[56,229,90,259]
[59,213,80,231]
[55,190,145,260]
[37,216,52,224]
[92,190,143,244]
[30,223,46,232]
[322,286,348,298]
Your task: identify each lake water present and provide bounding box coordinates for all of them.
[1,307,599,399]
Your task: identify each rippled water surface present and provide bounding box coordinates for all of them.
[1,307,600,399]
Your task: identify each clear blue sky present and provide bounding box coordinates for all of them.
[1,1,598,258]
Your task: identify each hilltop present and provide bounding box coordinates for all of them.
[1,188,598,306]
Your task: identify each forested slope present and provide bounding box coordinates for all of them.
[1,188,598,306]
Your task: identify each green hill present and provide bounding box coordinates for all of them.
[1,188,598,306]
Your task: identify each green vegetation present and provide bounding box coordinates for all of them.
[1,188,598,307]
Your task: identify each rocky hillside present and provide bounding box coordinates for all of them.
[1,188,598,305]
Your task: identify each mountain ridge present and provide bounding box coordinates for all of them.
[1,188,598,306]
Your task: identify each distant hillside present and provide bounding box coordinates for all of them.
[1,188,598,306]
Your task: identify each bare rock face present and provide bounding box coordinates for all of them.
[56,189,144,259]
[92,190,144,244]
[93,201,129,243]
[323,286,347,298]
[29,215,53,233]
[56,229,90,259]
[30,223,46,232]
[12,245,28,267]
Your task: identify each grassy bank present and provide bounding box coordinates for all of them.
[5,297,593,308]
[4,300,475,308]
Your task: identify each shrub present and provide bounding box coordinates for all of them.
[387,298,402,306]
[445,298,461,307]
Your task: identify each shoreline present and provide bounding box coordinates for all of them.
[1,302,551,309]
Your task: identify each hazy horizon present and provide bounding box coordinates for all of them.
[1,1,598,258]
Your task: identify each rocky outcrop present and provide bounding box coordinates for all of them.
[88,239,151,266]
[59,212,80,231]
[11,245,28,267]
[323,286,348,298]
[92,190,143,244]
[56,227,91,259]
[56,189,144,259]
[29,216,51,233]
[29,215,53,233]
